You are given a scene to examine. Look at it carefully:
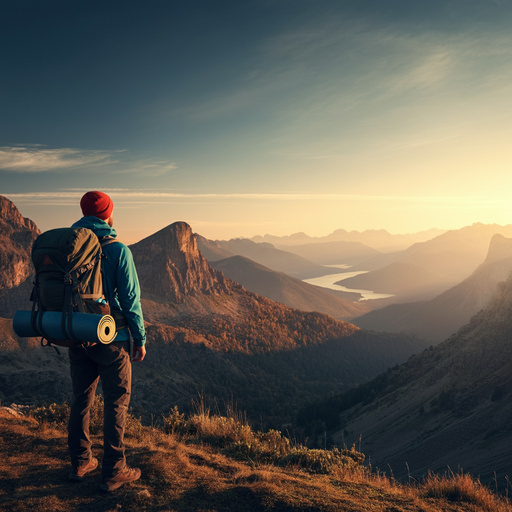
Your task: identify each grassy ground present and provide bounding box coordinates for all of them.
[0,406,510,512]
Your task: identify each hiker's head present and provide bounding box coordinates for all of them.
[80,191,114,225]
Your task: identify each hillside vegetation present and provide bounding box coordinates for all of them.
[299,272,512,488]
[1,405,511,512]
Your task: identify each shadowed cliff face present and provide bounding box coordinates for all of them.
[130,221,231,304]
[0,196,40,291]
[0,197,40,317]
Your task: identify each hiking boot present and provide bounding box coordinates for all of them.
[100,466,141,492]
[69,457,99,481]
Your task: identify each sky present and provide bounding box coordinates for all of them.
[1,0,512,244]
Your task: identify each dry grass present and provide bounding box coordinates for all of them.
[1,405,511,512]
[419,470,511,511]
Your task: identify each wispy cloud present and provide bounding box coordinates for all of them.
[0,145,119,172]
[4,189,511,208]
[0,145,177,175]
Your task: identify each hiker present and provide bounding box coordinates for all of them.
[67,191,146,492]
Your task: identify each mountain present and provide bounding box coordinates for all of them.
[195,234,235,260]
[336,261,457,301]
[130,222,231,307]
[210,255,370,319]
[349,223,512,282]
[196,236,341,279]
[300,271,512,487]
[274,240,380,265]
[0,198,426,428]
[0,196,40,318]
[352,234,512,342]
[252,228,446,252]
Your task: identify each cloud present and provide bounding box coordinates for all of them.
[0,145,177,176]
[0,145,118,172]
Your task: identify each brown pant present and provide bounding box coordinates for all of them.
[68,340,131,477]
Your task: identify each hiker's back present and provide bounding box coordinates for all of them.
[32,227,106,315]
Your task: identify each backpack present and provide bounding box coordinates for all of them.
[30,227,122,348]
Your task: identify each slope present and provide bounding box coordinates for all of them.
[352,234,512,342]
[337,262,457,302]
[210,255,369,319]
[197,235,340,279]
[3,408,509,512]
[302,271,512,487]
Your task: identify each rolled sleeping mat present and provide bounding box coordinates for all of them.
[13,310,117,344]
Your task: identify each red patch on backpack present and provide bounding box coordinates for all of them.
[43,255,53,265]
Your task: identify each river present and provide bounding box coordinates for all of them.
[302,265,395,301]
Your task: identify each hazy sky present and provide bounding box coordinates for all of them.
[1,0,512,243]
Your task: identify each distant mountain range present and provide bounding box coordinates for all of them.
[348,223,512,282]
[0,195,425,428]
[352,233,512,342]
[299,268,512,487]
[272,240,379,266]
[251,228,446,252]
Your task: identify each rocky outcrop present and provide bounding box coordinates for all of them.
[0,196,40,317]
[130,222,231,304]
[0,196,40,291]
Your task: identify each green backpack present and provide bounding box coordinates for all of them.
[30,227,118,348]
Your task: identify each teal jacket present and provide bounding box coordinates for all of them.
[72,217,146,347]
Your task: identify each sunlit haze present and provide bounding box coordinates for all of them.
[2,1,511,244]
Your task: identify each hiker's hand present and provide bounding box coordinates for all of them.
[132,345,146,362]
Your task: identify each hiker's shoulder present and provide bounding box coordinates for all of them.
[101,237,130,255]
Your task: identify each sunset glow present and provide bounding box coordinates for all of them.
[2,1,511,242]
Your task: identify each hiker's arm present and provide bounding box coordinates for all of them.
[115,246,146,351]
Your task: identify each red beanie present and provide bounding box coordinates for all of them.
[80,191,114,220]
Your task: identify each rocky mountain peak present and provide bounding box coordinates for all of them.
[130,221,231,303]
[0,196,40,293]
[0,196,40,247]
[482,233,512,265]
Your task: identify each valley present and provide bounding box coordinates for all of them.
[2,194,512,494]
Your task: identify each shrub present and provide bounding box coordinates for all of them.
[282,446,364,474]
[421,471,507,511]
[162,405,188,435]
[31,402,70,427]
[31,395,143,438]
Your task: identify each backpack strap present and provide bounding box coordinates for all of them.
[99,236,122,249]
[30,275,52,341]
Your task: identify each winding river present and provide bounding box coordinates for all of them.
[302,266,395,301]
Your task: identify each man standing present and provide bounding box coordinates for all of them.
[67,191,146,492]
